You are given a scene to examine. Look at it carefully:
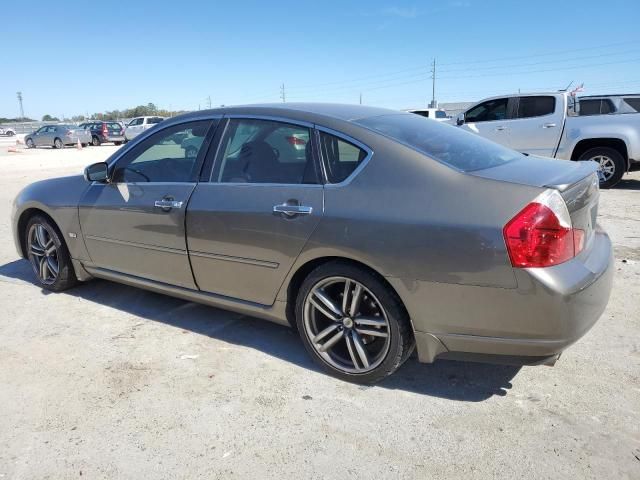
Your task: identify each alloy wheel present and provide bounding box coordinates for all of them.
[592,154,615,182]
[303,276,391,374]
[27,224,59,285]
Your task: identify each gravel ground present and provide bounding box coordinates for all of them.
[0,142,638,479]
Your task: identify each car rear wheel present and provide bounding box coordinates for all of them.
[295,261,414,384]
[7,130,14,137]
[92,136,100,146]
[25,215,78,292]
[26,138,35,148]
[114,141,122,146]
[53,138,63,149]
[579,147,625,189]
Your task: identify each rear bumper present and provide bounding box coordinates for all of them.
[99,135,124,143]
[390,230,614,364]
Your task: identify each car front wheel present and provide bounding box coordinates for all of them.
[26,138,35,148]
[92,136,100,146]
[25,215,78,291]
[296,261,415,384]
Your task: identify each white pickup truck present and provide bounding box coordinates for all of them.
[453,92,640,187]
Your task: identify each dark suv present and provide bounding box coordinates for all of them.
[79,121,125,146]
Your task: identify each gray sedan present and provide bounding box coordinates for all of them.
[25,124,92,149]
[11,104,613,383]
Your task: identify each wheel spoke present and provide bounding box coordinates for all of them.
[349,283,363,317]
[317,329,344,353]
[312,323,339,344]
[39,256,50,280]
[351,331,370,368]
[44,239,56,256]
[355,327,388,338]
[345,332,362,370]
[30,244,45,257]
[354,316,386,327]
[46,257,59,276]
[341,279,352,314]
[310,288,343,321]
[35,225,48,249]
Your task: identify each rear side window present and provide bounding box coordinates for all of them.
[319,132,368,183]
[435,111,448,119]
[517,96,555,118]
[465,98,508,122]
[356,113,522,172]
[623,97,640,112]
[214,118,317,184]
[579,99,615,115]
[147,117,163,125]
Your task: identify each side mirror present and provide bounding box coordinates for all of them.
[84,162,109,182]
[456,113,465,126]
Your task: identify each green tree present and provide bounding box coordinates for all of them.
[42,114,60,122]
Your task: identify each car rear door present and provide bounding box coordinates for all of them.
[78,119,218,288]
[507,95,564,157]
[460,97,514,147]
[186,116,323,305]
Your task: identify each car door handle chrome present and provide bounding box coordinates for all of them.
[273,204,313,217]
[542,123,557,128]
[495,126,507,131]
[154,200,183,209]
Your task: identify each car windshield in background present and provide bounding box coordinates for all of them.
[148,117,163,124]
[356,114,523,172]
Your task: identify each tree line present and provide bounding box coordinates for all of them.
[40,103,187,122]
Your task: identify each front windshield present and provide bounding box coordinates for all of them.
[356,113,523,172]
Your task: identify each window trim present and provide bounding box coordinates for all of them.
[316,125,374,187]
[208,115,323,187]
[107,117,220,184]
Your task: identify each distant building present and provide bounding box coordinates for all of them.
[439,102,474,118]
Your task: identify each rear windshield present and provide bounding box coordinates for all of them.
[356,113,522,172]
[107,122,122,129]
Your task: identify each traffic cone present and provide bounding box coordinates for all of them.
[7,146,22,153]
[77,138,82,150]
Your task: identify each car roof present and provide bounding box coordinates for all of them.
[172,103,407,125]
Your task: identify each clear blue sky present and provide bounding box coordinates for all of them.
[2,0,640,119]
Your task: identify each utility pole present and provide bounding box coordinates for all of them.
[280,83,286,103]
[206,96,212,109]
[359,92,362,105]
[430,58,436,108]
[16,92,24,120]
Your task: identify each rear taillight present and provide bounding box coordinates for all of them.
[102,124,108,136]
[503,189,584,268]
[286,135,306,146]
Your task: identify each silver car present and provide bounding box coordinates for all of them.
[11,104,613,383]
[124,116,165,141]
[24,124,92,149]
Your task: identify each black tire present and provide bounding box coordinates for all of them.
[92,136,100,146]
[295,261,415,384]
[24,215,78,292]
[81,143,88,148]
[53,138,63,149]
[114,141,122,146]
[7,130,14,137]
[26,138,35,149]
[578,147,625,189]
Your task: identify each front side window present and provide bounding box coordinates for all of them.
[112,121,212,183]
[356,113,522,172]
[129,118,142,126]
[214,119,317,184]
[319,132,368,183]
[517,96,556,118]
[465,98,508,123]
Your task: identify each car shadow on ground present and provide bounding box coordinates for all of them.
[615,177,640,191]
[1,259,521,402]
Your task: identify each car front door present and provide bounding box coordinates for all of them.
[459,97,514,148]
[78,119,217,288]
[32,127,48,146]
[186,117,324,305]
[507,95,564,157]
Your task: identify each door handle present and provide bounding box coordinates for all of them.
[154,199,183,210]
[495,126,507,131]
[273,204,313,217]
[542,123,557,128]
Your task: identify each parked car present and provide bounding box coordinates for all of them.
[0,126,16,136]
[452,92,640,188]
[578,94,640,116]
[11,104,613,384]
[405,108,449,121]
[78,121,125,146]
[24,124,92,149]
[124,116,164,141]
